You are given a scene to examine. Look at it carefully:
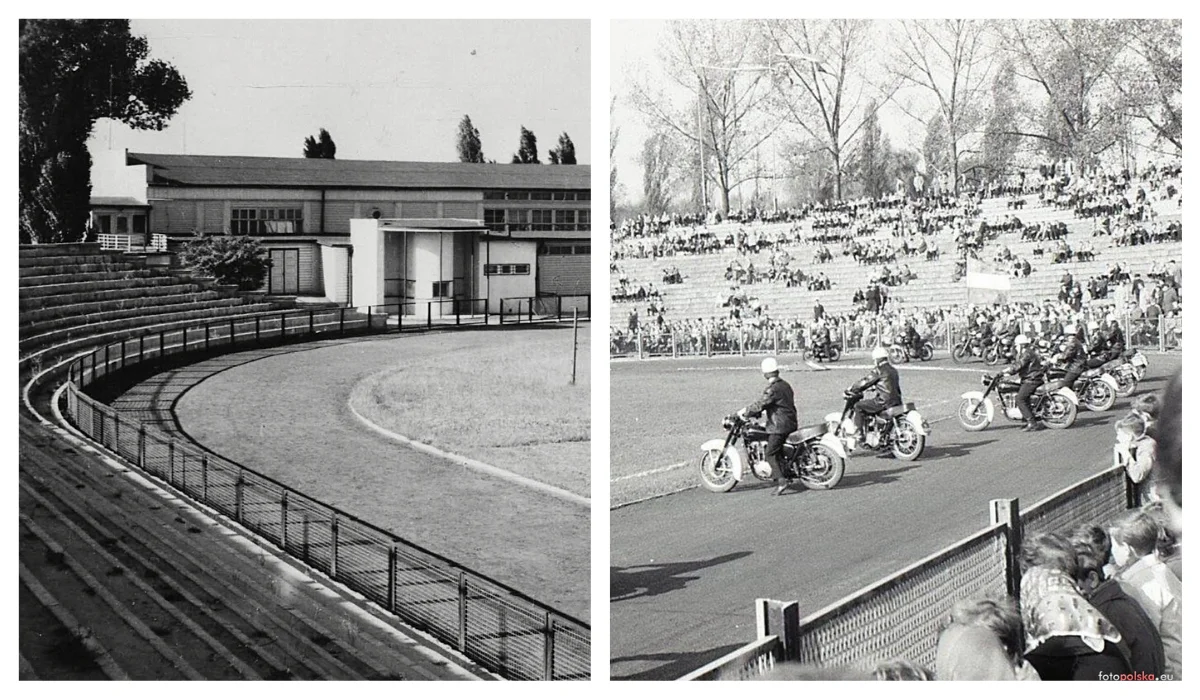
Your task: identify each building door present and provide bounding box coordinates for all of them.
[268,248,300,294]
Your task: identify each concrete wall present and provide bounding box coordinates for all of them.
[479,239,537,312]
[351,219,384,310]
[320,245,351,304]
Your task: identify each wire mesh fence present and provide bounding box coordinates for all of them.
[60,306,590,680]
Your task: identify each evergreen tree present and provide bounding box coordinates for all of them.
[511,126,540,164]
[303,128,337,158]
[455,114,485,163]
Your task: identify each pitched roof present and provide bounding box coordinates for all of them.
[128,152,590,191]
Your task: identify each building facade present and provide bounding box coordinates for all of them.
[90,150,590,314]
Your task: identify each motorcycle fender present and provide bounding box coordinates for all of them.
[824,411,843,425]
[961,392,995,423]
[701,440,744,480]
[1055,387,1080,406]
[905,410,929,435]
[1098,374,1119,391]
[819,433,847,459]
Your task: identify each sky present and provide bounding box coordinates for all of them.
[86,19,591,164]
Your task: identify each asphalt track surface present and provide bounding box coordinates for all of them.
[609,353,1180,680]
[164,333,589,621]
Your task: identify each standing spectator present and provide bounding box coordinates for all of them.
[1110,511,1183,678]
[813,299,825,324]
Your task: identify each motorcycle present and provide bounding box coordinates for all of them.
[984,336,1016,366]
[802,340,843,363]
[1044,363,1119,412]
[957,373,1079,431]
[887,338,934,364]
[1112,349,1149,395]
[951,335,993,364]
[825,390,930,461]
[696,414,847,493]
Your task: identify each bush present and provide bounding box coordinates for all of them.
[178,235,271,291]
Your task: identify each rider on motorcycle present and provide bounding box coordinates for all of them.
[1003,334,1046,432]
[971,314,993,353]
[1085,320,1110,369]
[1049,324,1089,391]
[1104,313,1126,362]
[903,319,922,356]
[814,320,833,359]
[846,346,903,445]
[738,357,799,495]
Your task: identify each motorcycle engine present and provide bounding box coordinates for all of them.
[751,460,774,479]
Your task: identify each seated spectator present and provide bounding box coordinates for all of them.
[873,659,933,681]
[1070,524,1166,677]
[936,597,1040,680]
[1020,533,1131,680]
[1131,394,1161,440]
[1110,511,1183,678]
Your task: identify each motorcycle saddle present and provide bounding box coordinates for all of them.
[883,402,914,418]
[786,424,827,444]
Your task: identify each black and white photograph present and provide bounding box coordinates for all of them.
[609,18,1182,680]
[19,18,590,680]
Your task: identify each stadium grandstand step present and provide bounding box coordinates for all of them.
[18,254,141,271]
[17,280,214,312]
[19,267,174,289]
[19,290,226,326]
[18,242,103,259]
[17,274,213,307]
[21,296,247,337]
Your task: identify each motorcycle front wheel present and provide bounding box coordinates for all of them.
[951,344,968,364]
[983,346,1002,366]
[797,444,845,490]
[697,448,738,492]
[957,398,991,431]
[888,346,907,364]
[1114,371,1138,398]
[827,346,842,362]
[918,343,934,362]
[891,418,926,461]
[1042,395,1077,429]
[1082,380,1117,412]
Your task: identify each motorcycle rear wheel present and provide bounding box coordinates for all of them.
[797,444,845,490]
[983,346,1002,366]
[1114,371,1138,398]
[697,448,738,493]
[957,398,991,431]
[1042,395,1077,429]
[1082,380,1117,412]
[891,418,926,461]
[827,346,841,362]
[918,343,934,362]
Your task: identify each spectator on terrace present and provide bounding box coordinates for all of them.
[1071,524,1166,677]
[1110,511,1183,678]
[1113,412,1158,505]
[813,299,824,323]
[935,597,1039,680]
[1020,533,1131,680]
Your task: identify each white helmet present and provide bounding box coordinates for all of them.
[1088,321,1100,331]
[977,315,986,324]
[1014,334,1031,346]
[761,357,779,374]
[871,346,889,362]
[1105,313,1116,324]
[1064,324,1077,335]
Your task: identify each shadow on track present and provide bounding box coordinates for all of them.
[611,644,745,680]
[831,463,923,490]
[611,551,752,603]
[917,438,998,461]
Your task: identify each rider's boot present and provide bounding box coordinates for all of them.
[1022,420,1043,432]
[774,478,793,496]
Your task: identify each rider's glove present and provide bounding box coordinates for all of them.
[737,408,747,420]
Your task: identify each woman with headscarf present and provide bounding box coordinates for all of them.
[1020,533,1132,680]
[935,597,1040,680]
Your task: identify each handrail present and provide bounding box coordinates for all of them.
[59,305,589,680]
[677,635,781,681]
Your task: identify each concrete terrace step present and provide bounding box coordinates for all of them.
[19,290,226,326]
[22,297,246,339]
[18,243,102,259]
[17,275,204,306]
[19,302,279,355]
[19,261,149,279]
[19,268,174,290]
[18,254,136,269]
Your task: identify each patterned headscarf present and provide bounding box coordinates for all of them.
[1020,566,1122,653]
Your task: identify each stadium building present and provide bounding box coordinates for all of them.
[89,150,591,315]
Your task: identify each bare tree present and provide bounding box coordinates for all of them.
[998,19,1128,169]
[609,93,621,220]
[763,19,897,201]
[1106,19,1181,152]
[628,20,775,215]
[890,20,993,194]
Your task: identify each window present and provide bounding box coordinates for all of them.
[432,281,453,297]
[508,191,529,200]
[532,210,554,231]
[132,214,147,234]
[531,191,552,201]
[578,210,591,228]
[555,210,576,228]
[96,215,112,234]
[484,264,531,276]
[576,191,591,201]
[115,216,129,234]
[553,191,576,201]
[483,191,506,200]
[231,208,304,235]
[545,244,590,255]
[484,209,506,231]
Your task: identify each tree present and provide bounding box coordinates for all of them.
[999,20,1128,168]
[629,20,775,215]
[922,112,950,180]
[852,100,892,199]
[891,20,993,195]
[455,114,485,163]
[303,128,336,159]
[20,20,191,243]
[178,235,271,291]
[511,126,540,164]
[980,59,1023,180]
[765,19,897,201]
[548,132,577,165]
[1107,20,1181,151]
[641,132,677,214]
[610,95,622,221]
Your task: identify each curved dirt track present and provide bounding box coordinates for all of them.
[610,354,1180,679]
[154,332,588,621]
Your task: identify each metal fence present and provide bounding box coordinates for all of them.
[500,295,591,325]
[684,466,1135,679]
[610,321,903,360]
[61,305,590,680]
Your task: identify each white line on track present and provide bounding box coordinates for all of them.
[346,398,591,508]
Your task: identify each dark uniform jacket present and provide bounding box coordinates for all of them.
[1005,347,1045,381]
[851,362,902,407]
[1059,335,1088,371]
[1106,325,1126,358]
[1089,579,1166,677]
[745,377,798,435]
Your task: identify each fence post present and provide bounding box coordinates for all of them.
[543,612,556,680]
[235,468,244,522]
[230,318,236,347]
[168,442,175,485]
[484,302,490,326]
[755,598,800,661]
[104,344,110,378]
[990,498,1023,605]
[255,316,261,343]
[201,455,209,502]
[205,323,210,351]
[119,339,126,370]
[528,297,534,324]
[367,306,372,331]
[387,544,398,612]
[137,425,145,469]
[309,309,315,337]
[280,313,287,340]
[280,491,289,551]
[498,303,504,326]
[672,331,678,358]
[739,328,746,356]
[330,514,339,579]
[1125,473,1140,510]
[182,327,188,353]
[637,330,644,360]
[457,571,468,652]
[139,335,145,365]
[159,330,166,363]
[428,302,433,330]
[339,307,345,335]
[705,330,711,357]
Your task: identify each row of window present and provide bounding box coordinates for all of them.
[484,263,531,276]
[231,208,304,235]
[483,209,591,232]
[483,190,590,201]
[544,244,591,255]
[95,213,148,234]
